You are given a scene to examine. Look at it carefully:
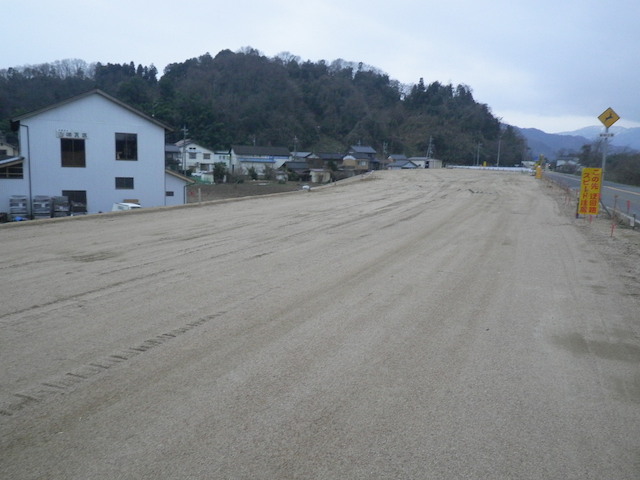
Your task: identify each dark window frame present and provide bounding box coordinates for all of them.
[61,190,87,204]
[0,163,23,179]
[62,190,88,214]
[115,177,134,189]
[61,138,86,167]
[115,133,138,161]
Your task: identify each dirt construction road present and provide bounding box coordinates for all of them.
[1,170,639,479]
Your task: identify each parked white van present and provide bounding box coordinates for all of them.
[112,202,141,212]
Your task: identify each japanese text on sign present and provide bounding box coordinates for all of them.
[56,129,88,139]
[579,168,602,216]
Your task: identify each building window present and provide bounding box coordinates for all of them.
[189,152,197,159]
[115,177,134,189]
[62,190,88,214]
[115,133,137,160]
[0,162,23,178]
[61,138,86,167]
[166,191,174,197]
[203,153,211,160]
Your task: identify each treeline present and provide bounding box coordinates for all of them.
[573,143,640,185]
[0,48,528,165]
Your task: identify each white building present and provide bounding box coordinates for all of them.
[0,136,18,157]
[408,157,443,169]
[213,151,232,170]
[175,140,226,172]
[230,145,291,176]
[3,89,193,216]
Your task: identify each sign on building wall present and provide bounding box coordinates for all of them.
[578,167,602,216]
[56,129,88,139]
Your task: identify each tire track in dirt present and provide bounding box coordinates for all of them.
[0,311,225,417]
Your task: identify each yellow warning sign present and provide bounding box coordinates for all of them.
[598,107,620,128]
[578,168,602,215]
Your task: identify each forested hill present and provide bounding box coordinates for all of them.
[0,48,527,165]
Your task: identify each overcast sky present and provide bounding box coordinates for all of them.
[4,0,639,133]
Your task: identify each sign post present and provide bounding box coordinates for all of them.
[597,107,620,178]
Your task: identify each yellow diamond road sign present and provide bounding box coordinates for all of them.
[598,107,620,128]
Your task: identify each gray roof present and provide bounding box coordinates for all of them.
[165,169,196,184]
[0,155,23,166]
[284,161,309,171]
[388,160,418,169]
[12,89,173,131]
[349,145,377,154]
[317,152,344,160]
[348,152,371,160]
[232,145,291,157]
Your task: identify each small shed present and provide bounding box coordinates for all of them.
[310,169,331,183]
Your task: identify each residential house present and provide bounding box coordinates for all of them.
[230,145,291,177]
[213,151,232,170]
[282,159,310,181]
[388,159,419,169]
[165,144,182,171]
[342,153,370,173]
[314,152,343,171]
[408,157,443,169]
[299,153,333,183]
[175,140,220,172]
[341,155,360,171]
[3,89,193,216]
[388,154,408,163]
[554,157,579,174]
[342,145,379,172]
[348,145,377,159]
[0,155,23,179]
[347,145,377,171]
[0,136,22,199]
[0,153,25,217]
[408,157,427,168]
[0,136,18,157]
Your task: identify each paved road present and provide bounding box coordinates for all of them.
[1,170,639,479]
[545,171,640,220]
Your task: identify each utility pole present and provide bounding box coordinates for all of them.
[426,136,433,159]
[496,124,505,167]
[181,125,188,173]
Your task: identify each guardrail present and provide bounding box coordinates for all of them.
[449,165,532,173]
[604,201,638,230]
[543,174,638,231]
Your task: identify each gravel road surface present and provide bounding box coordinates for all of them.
[1,169,639,479]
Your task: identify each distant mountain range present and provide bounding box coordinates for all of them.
[515,125,640,160]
